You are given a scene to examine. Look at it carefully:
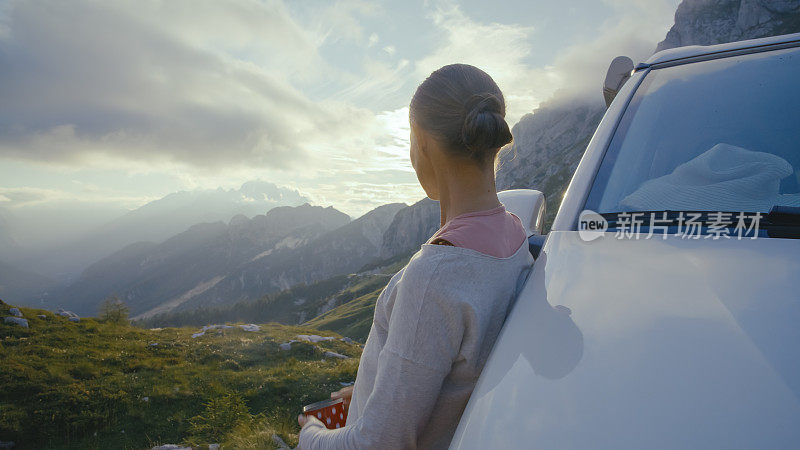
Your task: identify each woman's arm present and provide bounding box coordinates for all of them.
[298,256,464,449]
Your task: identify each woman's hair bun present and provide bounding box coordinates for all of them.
[409,64,513,164]
[461,93,513,158]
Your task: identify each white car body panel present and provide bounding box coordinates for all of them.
[451,232,800,449]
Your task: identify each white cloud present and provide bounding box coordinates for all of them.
[413,2,551,124]
[303,0,381,47]
[542,0,678,105]
[0,0,373,171]
[0,186,153,209]
[368,33,380,47]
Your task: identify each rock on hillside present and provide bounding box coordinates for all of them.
[4,316,28,327]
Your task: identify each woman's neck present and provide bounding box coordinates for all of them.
[436,162,502,227]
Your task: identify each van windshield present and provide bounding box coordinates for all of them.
[584,45,800,216]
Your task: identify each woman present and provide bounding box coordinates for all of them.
[298,63,535,449]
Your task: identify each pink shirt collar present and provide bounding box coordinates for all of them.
[426,204,527,258]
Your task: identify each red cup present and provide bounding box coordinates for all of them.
[303,397,348,429]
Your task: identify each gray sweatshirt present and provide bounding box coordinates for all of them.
[299,239,534,449]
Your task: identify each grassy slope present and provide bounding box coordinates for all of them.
[303,287,382,342]
[140,255,413,345]
[250,272,393,329]
[303,256,410,342]
[140,272,392,331]
[0,302,361,449]
[138,274,356,328]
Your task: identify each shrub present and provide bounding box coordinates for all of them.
[99,295,130,325]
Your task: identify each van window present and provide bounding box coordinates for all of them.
[584,46,800,215]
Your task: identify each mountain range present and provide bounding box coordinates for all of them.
[2,180,312,284]
[54,201,406,317]
[178,202,405,314]
[56,203,343,316]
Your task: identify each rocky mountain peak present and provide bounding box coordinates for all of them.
[228,214,250,227]
[656,0,800,52]
[261,203,350,230]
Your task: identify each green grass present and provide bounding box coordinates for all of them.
[0,302,361,449]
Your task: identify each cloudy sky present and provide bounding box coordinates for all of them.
[0,0,680,223]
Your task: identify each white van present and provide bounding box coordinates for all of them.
[454,32,800,449]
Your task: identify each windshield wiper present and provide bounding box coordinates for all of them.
[762,206,800,239]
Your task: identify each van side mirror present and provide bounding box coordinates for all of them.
[498,189,546,236]
[603,56,634,108]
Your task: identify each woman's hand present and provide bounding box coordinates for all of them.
[297,386,353,429]
[331,385,353,408]
[298,412,326,428]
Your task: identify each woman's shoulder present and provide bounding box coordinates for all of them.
[398,250,448,286]
[385,251,458,305]
[376,251,445,305]
[394,242,530,300]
